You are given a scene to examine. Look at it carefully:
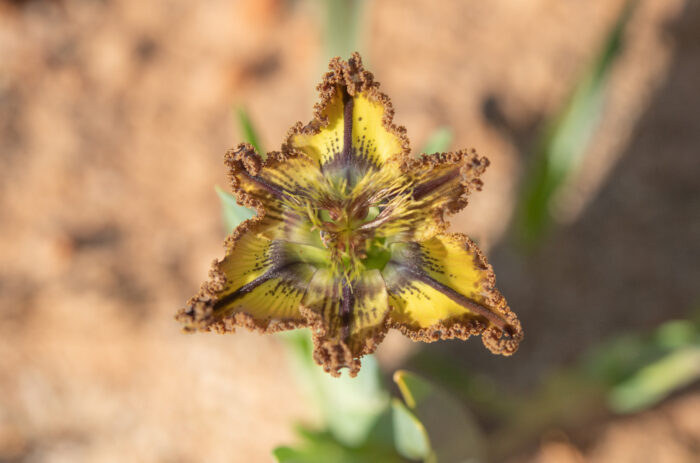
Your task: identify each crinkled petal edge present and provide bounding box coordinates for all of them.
[173,220,309,335]
[281,51,411,163]
[389,233,524,356]
[174,143,309,334]
[299,304,392,378]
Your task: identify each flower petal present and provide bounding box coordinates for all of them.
[176,220,326,333]
[300,268,390,377]
[383,233,522,355]
[224,144,326,247]
[378,150,490,243]
[283,52,409,185]
[225,144,323,207]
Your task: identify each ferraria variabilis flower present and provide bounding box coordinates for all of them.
[177,53,523,376]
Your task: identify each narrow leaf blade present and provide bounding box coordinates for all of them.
[215,185,255,233]
[391,399,432,461]
[236,106,264,155]
[515,1,636,248]
[420,126,453,155]
[394,370,484,462]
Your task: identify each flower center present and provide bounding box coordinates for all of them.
[316,204,390,275]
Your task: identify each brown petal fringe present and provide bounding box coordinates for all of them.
[174,215,309,335]
[401,149,491,222]
[223,142,302,211]
[389,232,524,355]
[282,52,411,162]
[299,304,392,378]
[175,144,305,333]
[176,52,523,375]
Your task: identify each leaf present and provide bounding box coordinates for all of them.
[609,346,700,413]
[515,0,636,248]
[215,185,256,233]
[323,0,367,63]
[604,319,700,413]
[391,399,433,462]
[582,319,700,385]
[236,106,264,155]
[278,330,389,447]
[394,370,484,463]
[420,127,453,155]
[575,318,700,413]
[272,426,404,463]
[320,354,389,446]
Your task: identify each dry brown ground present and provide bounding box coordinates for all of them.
[1,0,698,461]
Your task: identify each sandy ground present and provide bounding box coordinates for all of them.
[1,0,698,461]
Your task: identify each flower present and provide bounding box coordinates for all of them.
[176,53,523,377]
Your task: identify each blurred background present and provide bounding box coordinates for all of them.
[1,0,699,462]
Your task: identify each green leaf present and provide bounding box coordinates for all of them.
[215,185,255,233]
[278,330,389,447]
[321,355,389,446]
[655,319,698,349]
[236,106,264,155]
[391,399,433,462]
[581,319,700,385]
[515,0,636,249]
[323,0,366,63]
[273,446,300,462]
[272,426,404,463]
[609,346,700,413]
[574,318,700,414]
[420,126,453,155]
[394,370,484,463]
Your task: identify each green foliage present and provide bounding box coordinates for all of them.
[609,347,700,413]
[420,127,453,155]
[275,331,486,462]
[273,427,403,463]
[398,317,700,460]
[278,330,389,446]
[582,319,700,413]
[322,0,366,62]
[394,370,483,463]
[391,399,432,462]
[515,1,636,249]
[215,186,255,233]
[213,105,266,234]
[235,105,265,155]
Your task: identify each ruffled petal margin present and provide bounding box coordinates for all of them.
[176,224,393,377]
[177,53,523,377]
[300,269,390,377]
[175,218,326,333]
[283,52,410,184]
[224,143,326,247]
[376,150,490,243]
[383,233,523,355]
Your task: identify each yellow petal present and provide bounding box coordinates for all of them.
[224,144,328,248]
[224,144,325,210]
[176,221,327,333]
[284,53,409,185]
[301,268,390,377]
[379,151,490,243]
[383,233,522,355]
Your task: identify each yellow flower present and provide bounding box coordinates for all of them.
[176,53,523,377]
